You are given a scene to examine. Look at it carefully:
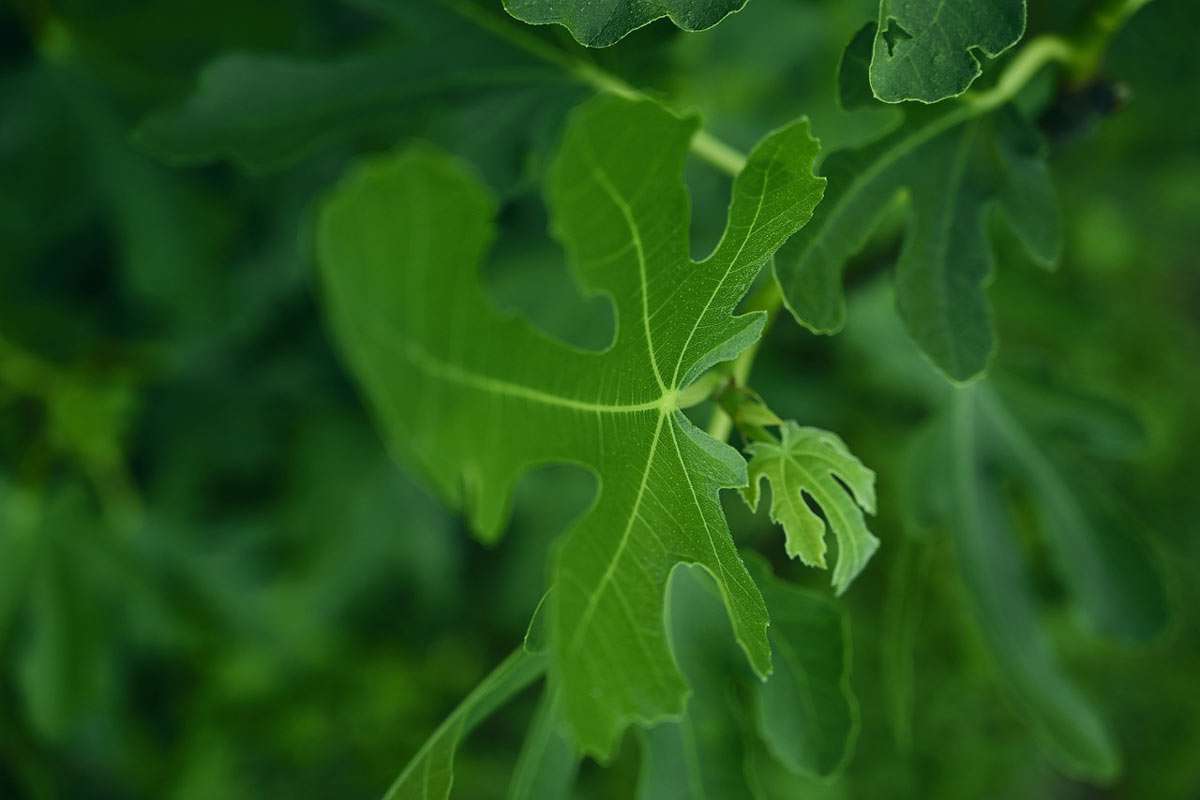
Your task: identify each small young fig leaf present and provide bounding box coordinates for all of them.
[742,422,878,594]
[317,94,825,758]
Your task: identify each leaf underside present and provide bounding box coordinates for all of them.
[317,94,824,758]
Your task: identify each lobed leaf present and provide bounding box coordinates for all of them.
[870,0,1027,103]
[975,386,1168,643]
[317,94,825,757]
[749,557,858,778]
[638,561,857,797]
[775,23,1060,382]
[742,423,878,594]
[135,3,582,190]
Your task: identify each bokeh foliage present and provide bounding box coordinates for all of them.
[1,0,1198,798]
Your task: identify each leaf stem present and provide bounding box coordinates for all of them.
[966,35,1077,111]
[439,0,1153,442]
[705,277,782,442]
[689,130,748,175]
[435,0,745,176]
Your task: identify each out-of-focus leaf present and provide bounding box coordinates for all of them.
[136,1,584,192]
[135,48,573,175]
[637,565,756,800]
[507,688,578,800]
[638,560,856,796]
[941,386,1119,780]
[838,22,879,112]
[775,26,1060,381]
[382,647,548,800]
[880,536,928,752]
[741,422,878,594]
[317,94,824,757]
[503,0,748,47]
[978,386,1167,642]
[745,739,849,800]
[15,492,111,743]
[0,483,40,646]
[45,377,135,474]
[749,557,858,778]
[870,0,1026,103]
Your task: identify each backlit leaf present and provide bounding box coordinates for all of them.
[742,423,878,594]
[317,94,825,757]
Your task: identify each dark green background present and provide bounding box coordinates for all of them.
[1,0,1197,797]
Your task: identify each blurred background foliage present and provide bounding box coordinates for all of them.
[0,0,1197,797]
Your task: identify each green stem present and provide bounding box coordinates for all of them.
[440,0,1152,442]
[966,35,1077,111]
[436,0,743,176]
[1069,0,1154,81]
[705,278,782,441]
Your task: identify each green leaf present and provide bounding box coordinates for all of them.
[15,491,110,743]
[775,41,1060,381]
[382,647,548,800]
[0,483,40,648]
[638,559,857,797]
[880,536,928,752]
[941,386,1119,780]
[748,557,858,778]
[507,688,579,800]
[838,22,879,112]
[503,0,749,47]
[638,566,757,800]
[977,385,1168,643]
[742,422,878,594]
[870,0,1026,103]
[317,94,825,757]
[135,4,582,190]
[137,50,566,170]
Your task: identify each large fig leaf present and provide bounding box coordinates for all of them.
[317,94,824,757]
